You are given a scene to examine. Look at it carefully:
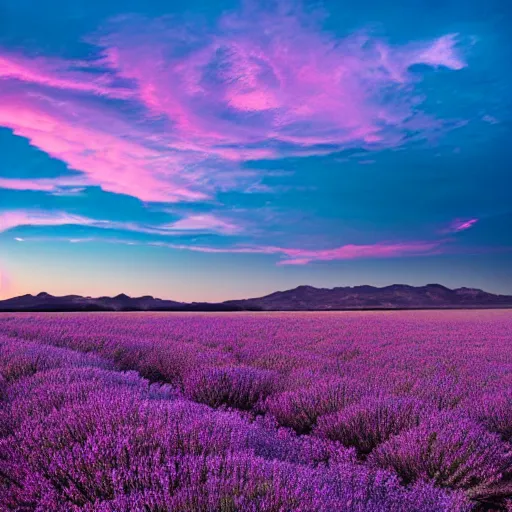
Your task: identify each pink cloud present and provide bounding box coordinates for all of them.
[0,210,91,233]
[414,34,466,70]
[101,16,464,151]
[444,218,479,233]
[455,219,478,231]
[0,210,94,233]
[0,52,131,98]
[0,95,211,202]
[276,241,441,265]
[0,6,467,204]
[147,239,441,264]
[0,178,57,192]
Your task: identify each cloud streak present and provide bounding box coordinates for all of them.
[167,214,240,234]
[0,210,93,233]
[25,235,441,265]
[0,176,88,194]
[156,240,442,265]
[275,241,442,265]
[442,218,479,233]
[0,52,131,98]
[0,4,466,204]
[0,209,240,236]
[452,218,479,231]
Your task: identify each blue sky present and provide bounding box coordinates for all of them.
[0,0,511,301]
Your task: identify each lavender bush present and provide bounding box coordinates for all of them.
[263,378,362,433]
[184,365,277,410]
[369,413,512,492]
[315,397,428,456]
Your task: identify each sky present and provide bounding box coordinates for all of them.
[0,0,511,302]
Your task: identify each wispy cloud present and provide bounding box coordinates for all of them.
[22,235,441,265]
[0,4,466,204]
[0,51,132,98]
[167,214,240,234]
[443,218,479,233]
[2,207,465,265]
[0,176,88,194]
[0,95,209,202]
[453,218,478,231]
[158,240,442,264]
[0,209,240,236]
[274,241,442,265]
[0,210,93,233]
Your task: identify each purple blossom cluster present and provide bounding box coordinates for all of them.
[0,310,511,510]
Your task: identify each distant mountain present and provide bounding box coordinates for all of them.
[223,284,512,311]
[0,292,185,312]
[0,284,511,312]
[0,292,239,312]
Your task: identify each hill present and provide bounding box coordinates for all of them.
[1,284,511,311]
[223,284,512,311]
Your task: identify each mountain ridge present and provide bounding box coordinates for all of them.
[1,284,512,312]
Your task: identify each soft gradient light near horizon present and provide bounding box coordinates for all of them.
[0,0,511,301]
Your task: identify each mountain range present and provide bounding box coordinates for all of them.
[1,284,511,312]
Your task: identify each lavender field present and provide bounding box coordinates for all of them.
[0,310,511,511]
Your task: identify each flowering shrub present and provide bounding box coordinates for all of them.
[315,397,428,456]
[369,413,512,492]
[470,391,512,442]
[184,365,277,410]
[263,378,362,433]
